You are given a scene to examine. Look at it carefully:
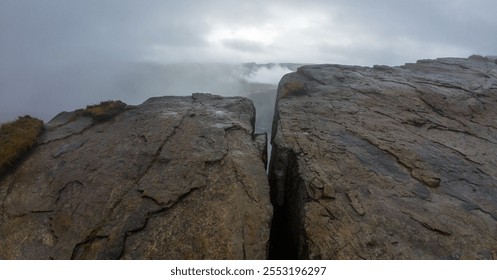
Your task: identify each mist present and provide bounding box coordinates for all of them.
[0,60,293,139]
[1,0,496,125]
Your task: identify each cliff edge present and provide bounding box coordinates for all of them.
[269,57,497,259]
[0,93,272,259]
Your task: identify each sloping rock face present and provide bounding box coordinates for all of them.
[0,93,272,259]
[269,57,497,259]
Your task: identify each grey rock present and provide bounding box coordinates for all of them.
[39,114,93,144]
[269,57,497,259]
[0,93,272,259]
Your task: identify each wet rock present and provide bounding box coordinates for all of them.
[269,57,497,259]
[0,93,272,259]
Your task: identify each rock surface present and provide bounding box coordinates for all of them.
[269,57,497,259]
[0,93,272,259]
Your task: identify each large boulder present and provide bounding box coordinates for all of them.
[269,57,497,259]
[0,93,272,259]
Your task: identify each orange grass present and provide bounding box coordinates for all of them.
[0,116,44,174]
[83,100,127,121]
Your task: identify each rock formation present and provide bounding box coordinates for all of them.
[2,56,497,260]
[0,93,272,259]
[269,57,497,259]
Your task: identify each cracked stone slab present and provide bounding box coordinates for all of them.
[269,57,497,259]
[0,93,272,259]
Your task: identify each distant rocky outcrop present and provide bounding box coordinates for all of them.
[269,57,497,259]
[0,93,272,259]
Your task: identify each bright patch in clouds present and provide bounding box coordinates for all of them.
[203,6,335,62]
[245,65,293,84]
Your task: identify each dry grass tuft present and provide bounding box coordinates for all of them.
[83,100,127,121]
[0,116,44,175]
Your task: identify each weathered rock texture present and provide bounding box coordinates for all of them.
[0,93,272,259]
[269,57,497,259]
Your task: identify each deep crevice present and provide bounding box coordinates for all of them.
[267,146,302,260]
[267,206,298,259]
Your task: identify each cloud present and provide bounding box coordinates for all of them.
[222,39,266,53]
[2,0,496,64]
[244,65,293,84]
[1,0,497,122]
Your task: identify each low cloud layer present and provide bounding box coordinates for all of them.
[3,0,495,65]
[1,0,496,122]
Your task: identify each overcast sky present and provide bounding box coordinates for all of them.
[1,0,497,121]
